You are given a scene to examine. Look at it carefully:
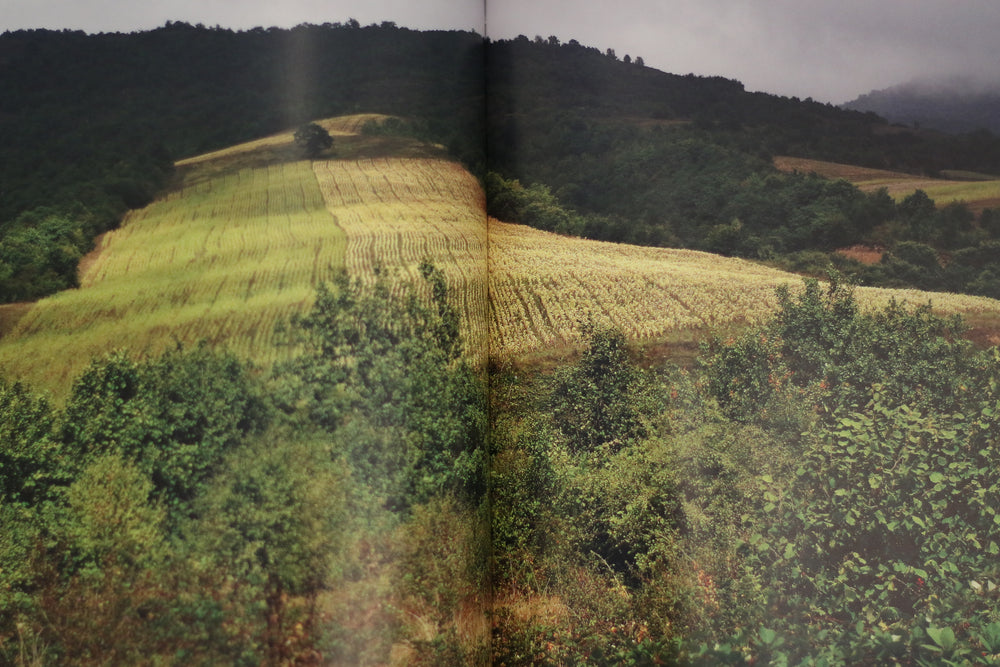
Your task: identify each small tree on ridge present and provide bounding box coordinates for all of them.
[293,122,333,158]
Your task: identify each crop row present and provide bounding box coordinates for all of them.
[312,158,489,357]
[487,219,1000,359]
[0,160,344,394]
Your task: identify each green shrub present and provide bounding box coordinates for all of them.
[737,392,1000,662]
[59,344,269,518]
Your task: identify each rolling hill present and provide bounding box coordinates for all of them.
[3,116,1000,395]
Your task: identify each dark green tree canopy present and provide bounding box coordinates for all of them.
[293,122,334,158]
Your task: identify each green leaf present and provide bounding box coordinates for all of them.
[926,626,957,651]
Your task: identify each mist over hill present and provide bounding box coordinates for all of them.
[843,75,1000,135]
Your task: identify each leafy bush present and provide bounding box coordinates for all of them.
[706,276,986,421]
[735,390,1000,663]
[274,266,486,509]
[59,344,269,517]
[0,380,58,505]
[548,324,647,452]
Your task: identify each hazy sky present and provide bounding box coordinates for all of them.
[4,0,998,103]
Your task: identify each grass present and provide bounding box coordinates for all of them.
[487,218,1000,362]
[0,159,341,394]
[0,115,483,397]
[774,155,1000,212]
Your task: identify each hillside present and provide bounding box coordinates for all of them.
[8,24,1000,307]
[843,76,1000,135]
[4,117,1000,396]
[0,116,486,394]
[774,156,1000,213]
[489,219,1000,356]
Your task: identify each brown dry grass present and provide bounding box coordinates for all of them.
[774,156,916,183]
[835,245,885,265]
[0,302,32,339]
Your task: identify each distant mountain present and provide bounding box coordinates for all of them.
[843,76,1000,135]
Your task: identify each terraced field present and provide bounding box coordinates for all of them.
[312,158,488,355]
[0,116,489,394]
[0,159,345,391]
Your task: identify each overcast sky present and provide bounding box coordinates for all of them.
[4,0,998,103]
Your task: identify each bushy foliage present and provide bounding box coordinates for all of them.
[0,380,57,505]
[718,388,1000,664]
[485,171,584,235]
[59,344,269,516]
[191,433,349,664]
[275,264,486,509]
[706,276,985,421]
[549,324,647,452]
[0,211,90,301]
[293,122,334,158]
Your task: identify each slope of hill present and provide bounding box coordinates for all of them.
[0,116,486,394]
[843,77,1000,135]
[4,116,1000,396]
[489,218,1000,359]
[7,24,1000,306]
[774,156,1000,213]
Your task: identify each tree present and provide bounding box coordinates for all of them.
[293,122,333,158]
[274,267,486,508]
[549,324,645,451]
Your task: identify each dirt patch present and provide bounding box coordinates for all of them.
[836,245,885,265]
[774,156,916,183]
[0,302,33,339]
[77,232,109,286]
[970,197,1000,215]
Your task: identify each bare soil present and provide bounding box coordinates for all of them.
[0,302,32,339]
[835,245,885,265]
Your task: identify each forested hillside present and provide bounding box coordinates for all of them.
[484,37,1000,298]
[6,24,1000,304]
[844,76,1000,135]
[0,22,483,302]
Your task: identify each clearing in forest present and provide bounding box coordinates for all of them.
[774,155,1000,212]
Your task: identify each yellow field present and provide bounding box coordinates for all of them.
[313,158,489,355]
[774,155,1000,211]
[5,117,1000,394]
[0,159,345,391]
[488,219,1000,358]
[0,116,489,394]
